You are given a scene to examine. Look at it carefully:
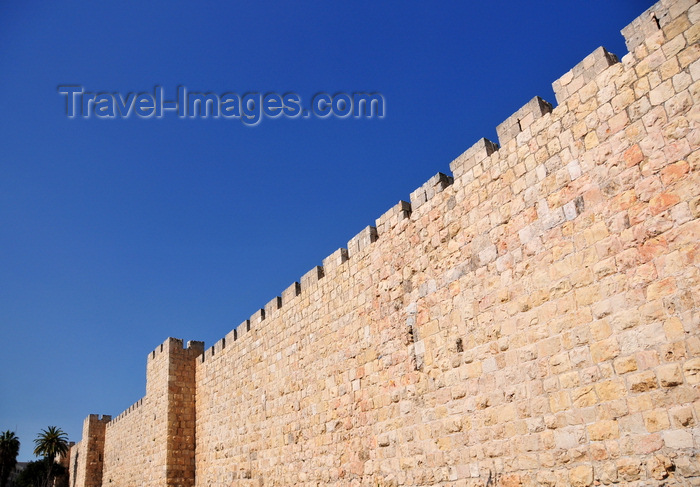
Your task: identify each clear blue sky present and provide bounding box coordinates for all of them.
[0,0,654,461]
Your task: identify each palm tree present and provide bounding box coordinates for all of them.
[33,427,68,487]
[0,430,20,487]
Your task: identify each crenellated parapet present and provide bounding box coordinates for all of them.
[69,0,700,485]
[68,414,111,487]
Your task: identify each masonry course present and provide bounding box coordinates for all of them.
[69,0,700,485]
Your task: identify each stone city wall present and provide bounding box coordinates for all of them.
[70,339,203,486]
[69,0,700,485]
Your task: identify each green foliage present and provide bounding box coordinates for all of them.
[11,459,66,487]
[32,427,69,487]
[32,428,68,464]
[0,431,20,487]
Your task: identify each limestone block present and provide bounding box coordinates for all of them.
[496,97,553,146]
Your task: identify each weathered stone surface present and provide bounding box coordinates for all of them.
[568,464,593,487]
